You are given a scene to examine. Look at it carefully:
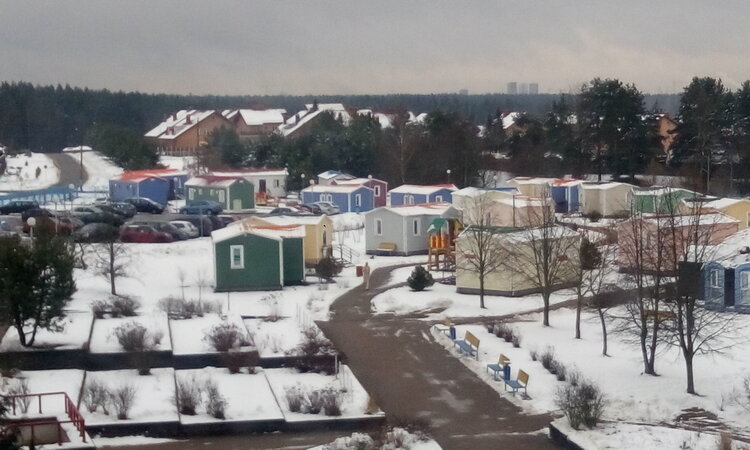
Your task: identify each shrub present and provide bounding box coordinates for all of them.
[539,346,556,371]
[407,265,434,292]
[174,376,202,416]
[109,383,137,420]
[320,386,343,417]
[568,367,581,387]
[529,349,538,361]
[551,361,567,381]
[221,350,257,374]
[203,378,226,420]
[203,322,252,352]
[493,323,511,340]
[91,300,109,319]
[294,325,335,372]
[6,378,31,413]
[555,380,606,430]
[306,389,324,414]
[315,257,342,282]
[110,296,140,317]
[588,210,602,223]
[261,293,282,322]
[159,297,220,319]
[512,334,521,348]
[285,385,305,413]
[83,377,109,413]
[113,321,161,353]
[718,432,733,450]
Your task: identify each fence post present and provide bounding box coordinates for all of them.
[38,395,42,414]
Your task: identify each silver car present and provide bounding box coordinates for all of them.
[169,220,200,239]
[311,201,340,215]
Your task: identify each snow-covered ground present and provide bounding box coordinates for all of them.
[89,313,172,353]
[79,150,123,192]
[0,311,92,351]
[311,428,442,450]
[93,435,177,447]
[171,313,249,355]
[159,155,194,172]
[437,307,750,449]
[0,152,59,190]
[176,367,284,423]
[244,317,316,357]
[372,281,575,319]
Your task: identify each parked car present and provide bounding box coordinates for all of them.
[180,200,223,215]
[176,215,213,237]
[130,221,183,240]
[21,208,55,222]
[311,201,340,215]
[299,204,321,215]
[169,220,200,239]
[123,197,165,214]
[71,206,124,226]
[216,215,238,227]
[96,202,136,219]
[23,215,84,235]
[119,224,173,243]
[73,223,120,243]
[0,200,40,215]
[0,216,24,234]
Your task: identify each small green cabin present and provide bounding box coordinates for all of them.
[212,223,305,291]
[630,187,696,214]
[186,175,254,211]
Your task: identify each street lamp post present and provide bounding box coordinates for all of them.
[446,169,451,184]
[79,145,84,191]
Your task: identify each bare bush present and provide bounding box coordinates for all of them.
[295,325,335,372]
[717,432,733,450]
[110,296,140,317]
[174,376,202,416]
[112,321,162,373]
[221,350,257,374]
[203,322,252,352]
[529,349,538,361]
[203,378,226,420]
[285,385,305,413]
[555,380,606,430]
[83,377,109,413]
[91,300,109,319]
[109,383,137,420]
[512,334,521,348]
[320,386,343,416]
[261,293,282,322]
[159,297,220,319]
[6,378,31,413]
[568,367,581,387]
[306,389,324,414]
[539,346,556,371]
[551,361,567,381]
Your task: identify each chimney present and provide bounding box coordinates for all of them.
[295,113,300,124]
[186,115,192,125]
[171,113,176,121]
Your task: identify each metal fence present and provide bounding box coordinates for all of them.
[0,186,78,206]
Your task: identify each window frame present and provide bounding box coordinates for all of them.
[412,218,420,236]
[375,218,383,236]
[230,245,245,269]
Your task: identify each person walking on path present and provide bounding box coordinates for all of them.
[362,262,371,290]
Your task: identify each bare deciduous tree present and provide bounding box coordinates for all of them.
[95,239,129,296]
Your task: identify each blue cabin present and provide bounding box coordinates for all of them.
[300,184,375,213]
[109,175,170,205]
[549,179,581,213]
[389,184,457,206]
[703,261,750,313]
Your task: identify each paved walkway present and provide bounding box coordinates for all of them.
[318,264,559,450]
[48,152,88,188]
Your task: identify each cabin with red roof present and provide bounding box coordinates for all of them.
[109,169,189,205]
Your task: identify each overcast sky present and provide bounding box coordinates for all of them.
[2,1,749,96]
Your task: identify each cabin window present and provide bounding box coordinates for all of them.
[413,218,420,236]
[325,194,333,202]
[320,194,326,202]
[375,219,383,236]
[742,271,750,291]
[199,188,204,195]
[710,269,720,288]
[218,190,225,203]
[405,195,415,205]
[188,189,194,200]
[435,195,443,202]
[375,185,381,196]
[230,245,244,269]
[354,194,362,207]
[274,179,280,188]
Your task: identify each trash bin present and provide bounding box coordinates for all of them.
[356,265,363,277]
[449,325,456,340]
[503,364,511,381]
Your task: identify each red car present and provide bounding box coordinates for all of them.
[23,216,84,235]
[119,224,173,243]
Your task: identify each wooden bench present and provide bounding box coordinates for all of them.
[504,369,529,396]
[376,242,397,255]
[486,354,511,380]
[453,331,480,359]
[432,316,454,335]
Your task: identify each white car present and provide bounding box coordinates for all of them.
[169,220,200,239]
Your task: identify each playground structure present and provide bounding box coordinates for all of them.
[427,217,463,272]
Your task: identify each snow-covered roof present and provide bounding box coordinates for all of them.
[389,184,458,195]
[631,186,691,196]
[333,177,385,186]
[115,169,186,182]
[318,170,353,180]
[643,212,739,228]
[212,220,305,243]
[145,110,218,140]
[501,225,580,244]
[371,202,452,217]
[185,175,244,188]
[211,168,288,178]
[301,184,371,194]
[703,197,750,210]
[496,196,551,207]
[502,112,522,129]
[226,109,286,126]
[710,228,750,267]
[356,109,393,128]
[61,145,93,153]
[279,104,351,137]
[452,187,518,198]
[254,215,329,226]
[581,182,631,191]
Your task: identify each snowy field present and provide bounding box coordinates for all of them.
[372,280,575,319]
[0,311,92,351]
[89,313,172,353]
[244,317,318,357]
[79,150,123,191]
[438,307,750,449]
[0,152,59,190]
[171,313,249,355]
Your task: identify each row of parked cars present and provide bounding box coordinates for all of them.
[0,197,233,244]
[268,201,340,216]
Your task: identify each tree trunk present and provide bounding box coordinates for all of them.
[109,241,117,295]
[542,292,550,327]
[575,293,582,339]
[685,354,695,394]
[598,307,608,356]
[479,274,486,309]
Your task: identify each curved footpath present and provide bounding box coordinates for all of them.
[317,264,559,450]
[47,151,88,188]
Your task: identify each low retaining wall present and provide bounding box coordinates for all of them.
[548,422,586,450]
[85,421,182,438]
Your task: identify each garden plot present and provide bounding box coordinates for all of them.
[266,365,377,422]
[81,368,178,425]
[372,281,575,318]
[170,313,249,355]
[0,311,93,351]
[1,369,84,416]
[175,367,283,423]
[437,308,750,448]
[243,317,317,357]
[89,313,171,353]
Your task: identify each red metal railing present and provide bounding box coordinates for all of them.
[1,391,86,443]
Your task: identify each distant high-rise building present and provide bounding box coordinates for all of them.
[529,83,539,94]
[459,89,469,96]
[507,82,518,95]
[519,83,529,95]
